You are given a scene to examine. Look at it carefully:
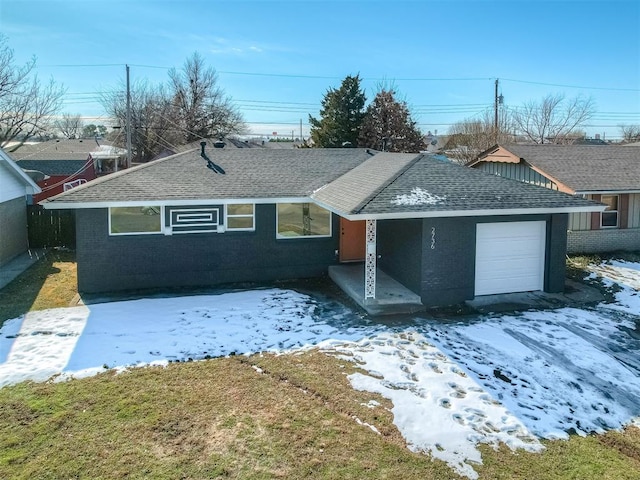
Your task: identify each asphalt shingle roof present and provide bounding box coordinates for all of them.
[354,155,602,215]
[9,139,121,175]
[16,159,90,176]
[45,147,602,217]
[9,139,109,161]
[498,145,640,192]
[312,153,418,213]
[45,148,375,204]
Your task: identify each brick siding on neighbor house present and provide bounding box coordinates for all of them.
[0,196,28,266]
[567,228,640,254]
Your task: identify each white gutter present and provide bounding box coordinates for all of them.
[328,205,608,222]
[41,196,312,210]
[43,196,607,221]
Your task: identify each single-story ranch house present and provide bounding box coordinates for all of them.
[43,143,604,313]
[468,144,640,254]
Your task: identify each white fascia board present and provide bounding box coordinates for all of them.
[42,196,312,210]
[575,189,640,195]
[338,205,608,221]
[0,148,42,194]
[301,197,608,221]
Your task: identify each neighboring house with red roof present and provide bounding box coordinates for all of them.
[468,145,640,254]
[42,143,602,314]
[9,139,126,202]
[0,148,41,266]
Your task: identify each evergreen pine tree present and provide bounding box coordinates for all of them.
[309,75,366,148]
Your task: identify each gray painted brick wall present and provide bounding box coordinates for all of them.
[377,219,423,294]
[76,205,340,293]
[0,196,28,266]
[420,216,477,306]
[379,214,568,307]
[568,228,640,254]
[546,214,568,293]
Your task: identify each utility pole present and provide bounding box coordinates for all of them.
[126,64,132,169]
[300,119,303,141]
[494,78,499,144]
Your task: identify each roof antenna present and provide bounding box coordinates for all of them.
[200,141,226,174]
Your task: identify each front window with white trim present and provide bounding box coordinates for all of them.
[109,206,162,235]
[601,195,618,228]
[226,204,255,231]
[276,203,331,238]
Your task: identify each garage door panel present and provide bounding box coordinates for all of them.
[475,221,546,296]
[476,259,541,277]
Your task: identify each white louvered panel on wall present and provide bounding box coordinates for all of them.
[628,193,640,229]
[568,211,590,231]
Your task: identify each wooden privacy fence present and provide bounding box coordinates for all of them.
[27,206,76,249]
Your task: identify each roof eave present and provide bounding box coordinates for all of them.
[575,189,640,195]
[337,205,607,221]
[41,196,314,210]
[0,148,42,194]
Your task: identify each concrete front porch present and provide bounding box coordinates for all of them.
[328,264,425,316]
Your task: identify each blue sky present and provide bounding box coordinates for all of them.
[1,0,639,140]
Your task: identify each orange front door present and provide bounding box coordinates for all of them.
[339,218,366,262]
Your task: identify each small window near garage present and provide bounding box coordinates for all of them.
[601,195,619,228]
[226,204,255,231]
[109,206,162,235]
[277,203,331,238]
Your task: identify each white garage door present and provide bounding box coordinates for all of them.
[475,221,546,296]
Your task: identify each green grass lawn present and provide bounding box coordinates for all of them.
[0,252,639,478]
[1,354,639,480]
[0,249,78,325]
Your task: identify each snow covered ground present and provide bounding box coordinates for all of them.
[0,261,639,479]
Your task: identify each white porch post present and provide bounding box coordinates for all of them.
[365,219,377,300]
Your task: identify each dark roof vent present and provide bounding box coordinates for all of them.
[200,141,226,174]
[213,140,226,149]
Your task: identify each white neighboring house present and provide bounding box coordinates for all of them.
[0,148,41,266]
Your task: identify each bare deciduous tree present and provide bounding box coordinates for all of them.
[168,52,245,142]
[619,124,640,143]
[0,35,65,150]
[56,113,84,139]
[512,94,595,144]
[445,109,514,164]
[101,52,245,162]
[102,80,180,162]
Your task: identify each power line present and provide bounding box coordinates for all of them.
[501,78,640,92]
[38,63,124,68]
[34,63,639,92]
